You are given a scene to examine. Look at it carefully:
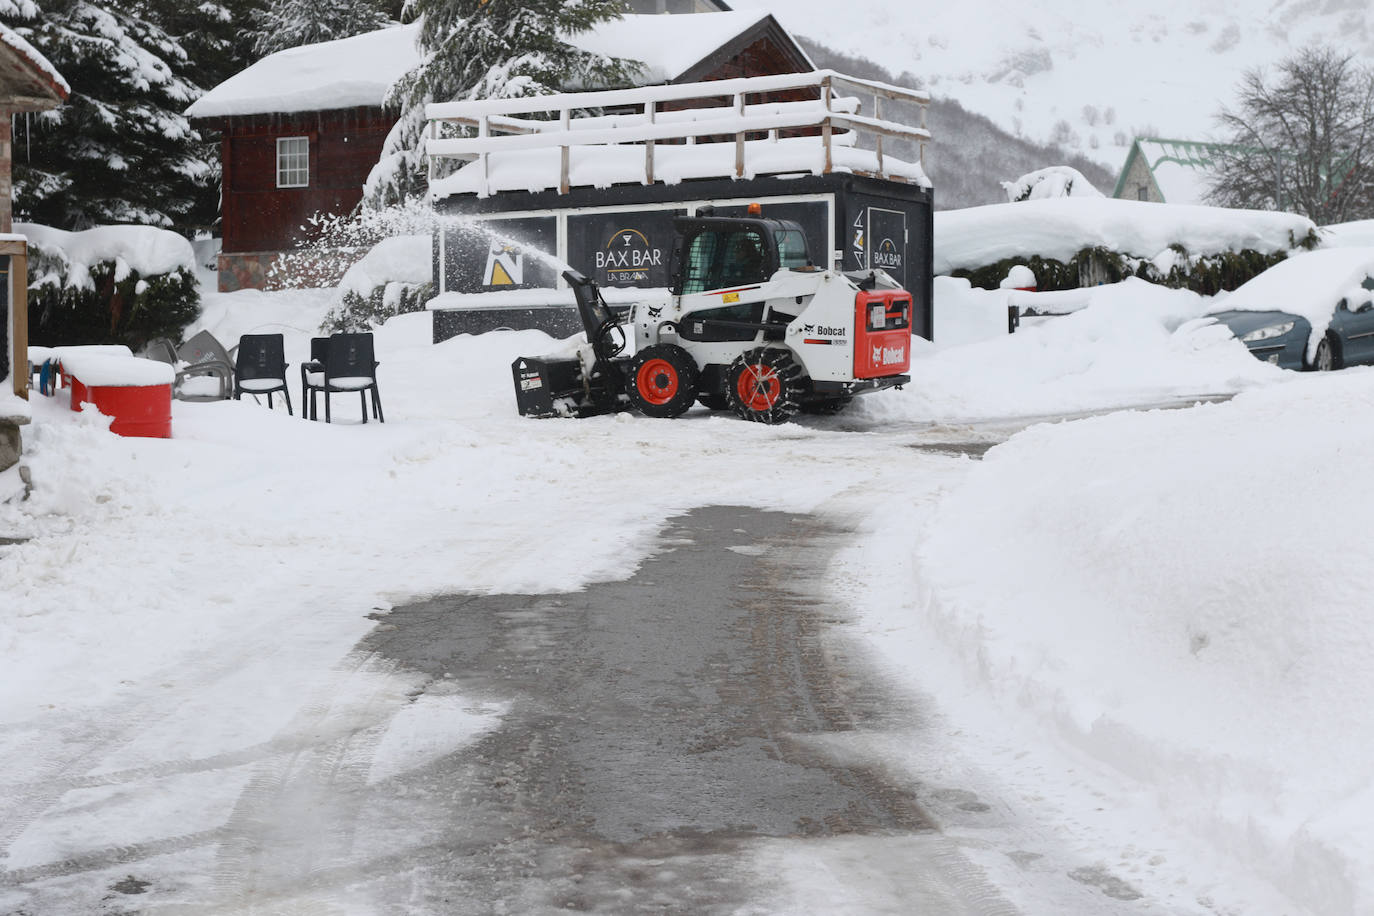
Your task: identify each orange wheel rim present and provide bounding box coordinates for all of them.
[736,364,780,411]
[636,358,679,406]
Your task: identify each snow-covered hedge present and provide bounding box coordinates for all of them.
[319,234,433,333]
[21,222,200,348]
[937,198,1320,295]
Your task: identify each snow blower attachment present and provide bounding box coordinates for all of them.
[511,211,913,424]
[511,270,631,419]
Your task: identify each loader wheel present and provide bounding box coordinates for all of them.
[725,348,805,424]
[627,344,698,418]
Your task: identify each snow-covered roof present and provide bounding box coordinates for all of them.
[572,11,802,83]
[0,21,68,109]
[187,12,801,120]
[1116,138,1229,206]
[934,198,1315,276]
[185,23,423,119]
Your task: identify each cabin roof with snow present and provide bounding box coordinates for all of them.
[1112,137,1232,206]
[0,22,68,111]
[185,11,809,121]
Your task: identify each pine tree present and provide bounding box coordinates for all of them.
[253,0,391,58]
[365,0,638,208]
[1,0,208,231]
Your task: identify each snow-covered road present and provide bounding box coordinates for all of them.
[2,279,1364,913]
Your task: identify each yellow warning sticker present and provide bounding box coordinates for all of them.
[722,292,740,304]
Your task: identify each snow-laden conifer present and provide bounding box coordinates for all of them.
[253,0,391,57]
[365,0,638,208]
[0,0,209,231]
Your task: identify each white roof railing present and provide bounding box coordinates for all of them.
[424,69,931,198]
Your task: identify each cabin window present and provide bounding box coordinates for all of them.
[1137,185,1149,201]
[276,137,310,188]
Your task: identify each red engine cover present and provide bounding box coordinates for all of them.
[853,290,913,379]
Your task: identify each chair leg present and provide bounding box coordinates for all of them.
[359,389,367,424]
[284,386,293,417]
[372,385,384,423]
[325,389,331,423]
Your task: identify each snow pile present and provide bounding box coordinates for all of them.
[184,23,422,118]
[859,277,1281,422]
[916,371,1374,912]
[1000,166,1103,202]
[338,234,432,299]
[934,197,1316,276]
[17,222,196,289]
[1321,220,1374,249]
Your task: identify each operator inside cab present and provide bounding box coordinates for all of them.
[718,230,767,289]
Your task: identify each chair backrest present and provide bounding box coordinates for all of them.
[235,333,287,382]
[178,329,231,367]
[309,337,328,365]
[141,338,178,365]
[324,333,376,379]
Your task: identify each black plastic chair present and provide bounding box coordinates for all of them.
[233,333,292,414]
[320,333,383,424]
[300,337,328,420]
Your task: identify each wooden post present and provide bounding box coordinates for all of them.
[734,92,746,179]
[560,107,570,195]
[4,240,27,399]
[874,94,884,176]
[644,101,655,185]
[821,75,833,174]
[479,115,491,198]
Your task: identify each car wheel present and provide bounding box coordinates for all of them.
[1312,336,1338,371]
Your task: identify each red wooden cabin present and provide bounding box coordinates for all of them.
[187,11,812,292]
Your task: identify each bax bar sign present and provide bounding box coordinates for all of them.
[595,229,665,285]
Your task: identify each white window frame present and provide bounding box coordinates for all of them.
[276,136,310,189]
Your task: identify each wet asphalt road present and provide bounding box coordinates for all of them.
[355,506,1009,914]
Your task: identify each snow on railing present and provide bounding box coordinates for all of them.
[424,70,931,198]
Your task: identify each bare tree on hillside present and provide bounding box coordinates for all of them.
[1209,46,1374,224]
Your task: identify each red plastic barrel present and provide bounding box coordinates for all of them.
[70,378,173,438]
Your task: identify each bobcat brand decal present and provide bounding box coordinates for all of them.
[873,344,906,366]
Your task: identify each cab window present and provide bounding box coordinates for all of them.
[774,229,810,269]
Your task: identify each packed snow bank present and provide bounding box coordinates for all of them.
[934,198,1316,276]
[1321,220,1374,249]
[915,370,1374,914]
[18,222,196,289]
[859,277,1282,422]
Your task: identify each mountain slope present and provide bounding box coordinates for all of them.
[738,0,1374,172]
[799,38,1117,210]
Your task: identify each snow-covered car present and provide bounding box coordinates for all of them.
[1207,247,1374,370]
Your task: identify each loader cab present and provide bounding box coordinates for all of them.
[669,216,812,297]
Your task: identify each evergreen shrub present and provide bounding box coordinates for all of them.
[321,281,434,334]
[26,254,200,349]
